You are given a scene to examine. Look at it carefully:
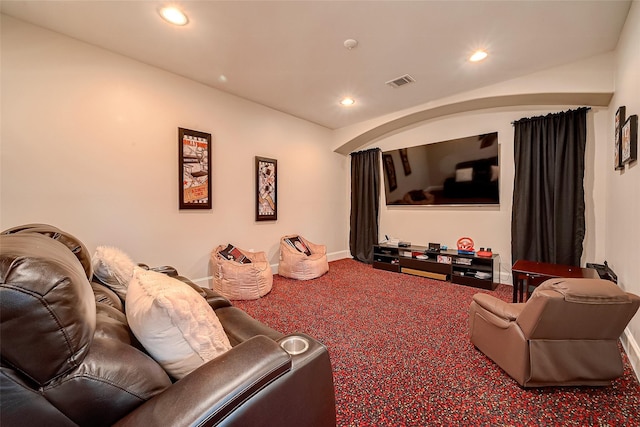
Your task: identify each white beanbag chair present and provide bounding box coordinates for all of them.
[278,235,329,280]
[210,245,273,300]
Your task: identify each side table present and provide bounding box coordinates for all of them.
[511,259,599,303]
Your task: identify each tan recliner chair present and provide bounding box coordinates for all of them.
[278,235,329,280]
[469,278,640,387]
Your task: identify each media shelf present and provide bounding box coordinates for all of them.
[373,243,499,290]
[373,245,401,272]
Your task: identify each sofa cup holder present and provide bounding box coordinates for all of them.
[280,335,310,355]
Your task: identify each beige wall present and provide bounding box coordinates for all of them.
[608,0,640,376]
[0,15,350,284]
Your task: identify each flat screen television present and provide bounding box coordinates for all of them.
[382,132,499,206]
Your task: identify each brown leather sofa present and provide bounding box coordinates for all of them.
[0,224,336,426]
[469,277,640,387]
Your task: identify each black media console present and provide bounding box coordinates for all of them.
[373,243,499,290]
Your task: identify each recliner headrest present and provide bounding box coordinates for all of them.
[535,278,631,304]
[0,233,96,385]
[2,223,93,280]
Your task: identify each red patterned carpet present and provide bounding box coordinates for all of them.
[233,259,640,426]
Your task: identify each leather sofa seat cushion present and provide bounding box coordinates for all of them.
[126,268,232,379]
[42,337,172,426]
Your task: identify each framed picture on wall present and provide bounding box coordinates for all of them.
[614,106,625,170]
[256,156,277,221]
[399,148,411,175]
[621,114,638,165]
[179,127,212,209]
[382,153,397,191]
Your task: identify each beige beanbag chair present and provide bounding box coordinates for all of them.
[210,245,273,300]
[278,235,329,280]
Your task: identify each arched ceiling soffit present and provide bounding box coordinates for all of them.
[335,92,613,155]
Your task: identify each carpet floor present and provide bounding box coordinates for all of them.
[232,259,640,426]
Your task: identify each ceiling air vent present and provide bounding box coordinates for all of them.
[386,74,415,88]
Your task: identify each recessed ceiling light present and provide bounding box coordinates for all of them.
[340,98,356,106]
[159,6,188,26]
[469,50,488,62]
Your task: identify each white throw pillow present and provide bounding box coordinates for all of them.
[126,268,231,379]
[455,167,474,182]
[92,246,136,300]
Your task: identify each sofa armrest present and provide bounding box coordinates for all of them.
[173,275,233,310]
[472,293,523,321]
[114,335,292,427]
[149,265,179,277]
[215,306,285,345]
[136,263,178,276]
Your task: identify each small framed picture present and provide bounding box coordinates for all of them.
[399,148,411,175]
[255,156,277,221]
[621,114,638,165]
[179,128,212,209]
[382,153,397,191]
[614,106,625,170]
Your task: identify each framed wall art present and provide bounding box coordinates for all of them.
[179,127,212,209]
[256,156,277,221]
[399,148,411,176]
[382,153,397,191]
[614,106,625,170]
[621,114,638,165]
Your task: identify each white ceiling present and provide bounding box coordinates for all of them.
[1,1,632,130]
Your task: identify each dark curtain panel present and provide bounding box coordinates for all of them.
[350,148,381,263]
[511,107,588,266]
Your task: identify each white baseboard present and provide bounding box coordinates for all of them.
[327,250,351,262]
[621,327,640,382]
[499,271,513,286]
[192,250,353,286]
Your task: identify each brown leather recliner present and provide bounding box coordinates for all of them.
[1,225,336,426]
[469,278,640,387]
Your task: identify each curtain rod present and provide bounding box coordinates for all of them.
[350,147,380,156]
[512,106,591,125]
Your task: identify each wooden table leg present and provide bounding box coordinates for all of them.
[513,273,525,303]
